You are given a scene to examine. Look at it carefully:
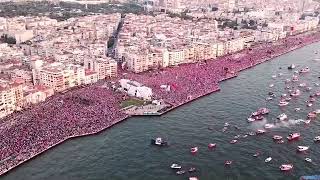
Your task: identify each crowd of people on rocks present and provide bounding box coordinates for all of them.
[0,84,128,174]
[1,30,320,175]
[123,30,320,106]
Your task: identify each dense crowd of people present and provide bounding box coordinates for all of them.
[0,84,128,175]
[1,30,320,175]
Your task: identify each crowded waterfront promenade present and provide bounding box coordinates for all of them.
[1,30,320,176]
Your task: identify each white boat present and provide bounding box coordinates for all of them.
[314,136,320,142]
[288,64,296,69]
[191,147,198,153]
[292,75,299,82]
[151,137,168,146]
[290,89,301,97]
[264,124,274,129]
[189,177,199,180]
[299,83,307,87]
[295,108,301,112]
[297,146,309,152]
[269,84,274,88]
[285,97,291,101]
[257,108,270,115]
[278,101,289,106]
[280,164,293,171]
[307,103,313,107]
[176,170,186,175]
[285,79,291,83]
[224,122,230,127]
[309,98,316,102]
[272,75,277,78]
[234,135,240,139]
[273,135,283,140]
[222,127,228,132]
[304,119,311,124]
[278,73,283,76]
[265,157,272,163]
[305,158,312,163]
[300,67,310,73]
[230,139,238,144]
[256,129,266,135]
[287,133,300,141]
[277,113,288,121]
[307,112,317,118]
[306,87,312,91]
[247,117,255,122]
[208,143,216,149]
[171,163,182,169]
[225,160,232,165]
[315,109,320,114]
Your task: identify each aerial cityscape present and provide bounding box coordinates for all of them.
[1,0,320,179]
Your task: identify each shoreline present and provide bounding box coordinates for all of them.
[1,30,320,176]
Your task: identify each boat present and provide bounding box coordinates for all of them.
[297,146,309,152]
[304,119,311,124]
[224,122,230,127]
[257,108,270,115]
[277,140,285,144]
[278,101,289,106]
[176,170,186,175]
[292,75,299,82]
[300,175,320,180]
[268,92,276,97]
[278,73,283,76]
[305,158,312,163]
[266,97,273,101]
[300,67,310,73]
[208,143,216,149]
[309,98,316,102]
[247,132,255,136]
[189,177,199,180]
[307,103,313,107]
[315,109,320,114]
[314,136,320,142]
[273,135,283,140]
[269,84,274,88]
[247,117,255,122]
[285,97,292,101]
[316,92,320,96]
[243,135,248,138]
[295,108,301,112]
[151,137,168,146]
[307,112,317,118]
[253,152,260,157]
[285,79,291,83]
[290,89,301,97]
[306,87,312,91]
[264,124,274,129]
[280,164,293,171]
[287,133,300,141]
[272,75,277,78]
[224,160,232,165]
[265,157,272,163]
[191,147,198,153]
[234,135,240,139]
[288,64,296,69]
[171,163,182,169]
[188,167,196,173]
[299,83,307,87]
[277,113,288,121]
[254,115,264,121]
[222,127,228,132]
[230,139,238,144]
[256,129,266,135]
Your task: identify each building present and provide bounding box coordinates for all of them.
[84,57,118,79]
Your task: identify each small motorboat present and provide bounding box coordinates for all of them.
[234,135,240,139]
[256,129,266,135]
[222,127,228,132]
[171,163,182,169]
[307,103,313,107]
[281,94,287,97]
[295,108,301,112]
[308,112,317,118]
[247,117,255,123]
[297,146,309,152]
[288,64,296,69]
[299,83,307,87]
[191,147,198,153]
[264,124,274,129]
[277,140,285,144]
[309,98,316,102]
[230,139,238,144]
[272,75,277,78]
[306,87,312,91]
[304,119,311,124]
[151,137,168,146]
[266,97,273,101]
[257,108,270,115]
[314,136,320,142]
[268,92,276,97]
[224,122,230,127]
[292,75,299,82]
[224,160,232,166]
[280,164,293,171]
[273,135,283,140]
[176,170,186,175]
[315,109,320,114]
[269,84,274,88]
[285,97,291,101]
[265,157,272,163]
[253,152,260,157]
[188,167,196,173]
[189,177,199,180]
[305,158,312,163]
[287,133,300,141]
[243,135,248,138]
[248,132,255,136]
[300,67,310,73]
[278,73,283,76]
[278,101,289,106]
[285,79,291,83]
[277,113,288,121]
[315,92,320,96]
[290,89,301,97]
[208,143,216,149]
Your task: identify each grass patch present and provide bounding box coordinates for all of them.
[121,98,148,108]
